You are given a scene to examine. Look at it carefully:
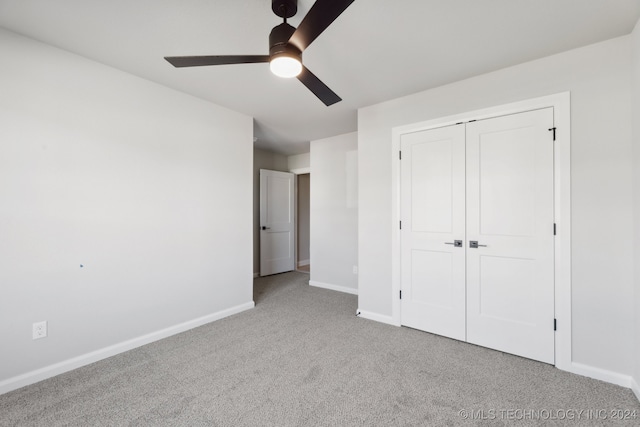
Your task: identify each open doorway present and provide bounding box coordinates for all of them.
[297,173,310,273]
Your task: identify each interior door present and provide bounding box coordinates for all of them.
[400,125,466,340]
[465,108,555,364]
[260,169,295,276]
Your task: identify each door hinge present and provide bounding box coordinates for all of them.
[554,223,557,235]
[399,290,402,300]
[554,318,557,331]
[549,127,557,141]
[399,220,402,230]
[399,151,402,160]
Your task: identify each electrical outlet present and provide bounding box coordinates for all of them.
[33,321,47,340]
[353,265,358,274]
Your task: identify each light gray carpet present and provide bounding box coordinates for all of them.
[1,272,639,426]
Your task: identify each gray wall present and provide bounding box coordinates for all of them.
[253,149,288,275]
[358,36,634,380]
[297,174,311,264]
[0,29,254,389]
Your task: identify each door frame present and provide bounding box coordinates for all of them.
[290,166,310,272]
[390,92,571,371]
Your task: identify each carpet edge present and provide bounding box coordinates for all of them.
[0,301,255,395]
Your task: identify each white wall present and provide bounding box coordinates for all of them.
[0,29,254,392]
[632,18,640,400]
[310,132,358,294]
[358,36,634,380]
[253,149,288,275]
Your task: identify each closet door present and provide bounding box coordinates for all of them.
[400,125,466,340]
[465,108,555,364]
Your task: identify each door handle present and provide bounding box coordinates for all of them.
[445,240,463,247]
[469,241,487,248]
[261,226,271,230]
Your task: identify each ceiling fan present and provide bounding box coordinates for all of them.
[164,0,355,106]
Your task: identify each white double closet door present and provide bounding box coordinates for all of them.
[400,108,555,364]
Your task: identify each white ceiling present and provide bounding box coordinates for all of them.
[1,0,639,154]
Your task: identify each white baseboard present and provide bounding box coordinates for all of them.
[0,301,255,396]
[631,377,640,403]
[353,314,638,396]
[253,272,260,278]
[309,280,357,295]
[297,259,310,267]
[567,362,633,389]
[356,309,399,326]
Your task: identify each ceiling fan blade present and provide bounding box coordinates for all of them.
[297,66,341,106]
[289,0,355,52]
[164,55,270,67]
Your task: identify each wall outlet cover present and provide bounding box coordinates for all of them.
[33,321,47,340]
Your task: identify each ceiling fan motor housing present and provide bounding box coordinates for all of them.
[272,0,297,18]
[269,23,301,62]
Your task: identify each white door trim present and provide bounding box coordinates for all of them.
[390,92,571,372]
[290,167,311,175]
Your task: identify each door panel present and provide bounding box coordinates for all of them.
[411,250,454,309]
[400,125,466,341]
[478,128,536,237]
[466,108,555,364]
[411,140,454,233]
[265,176,292,224]
[477,255,536,324]
[260,169,295,276]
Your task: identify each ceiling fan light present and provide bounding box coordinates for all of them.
[270,55,302,78]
